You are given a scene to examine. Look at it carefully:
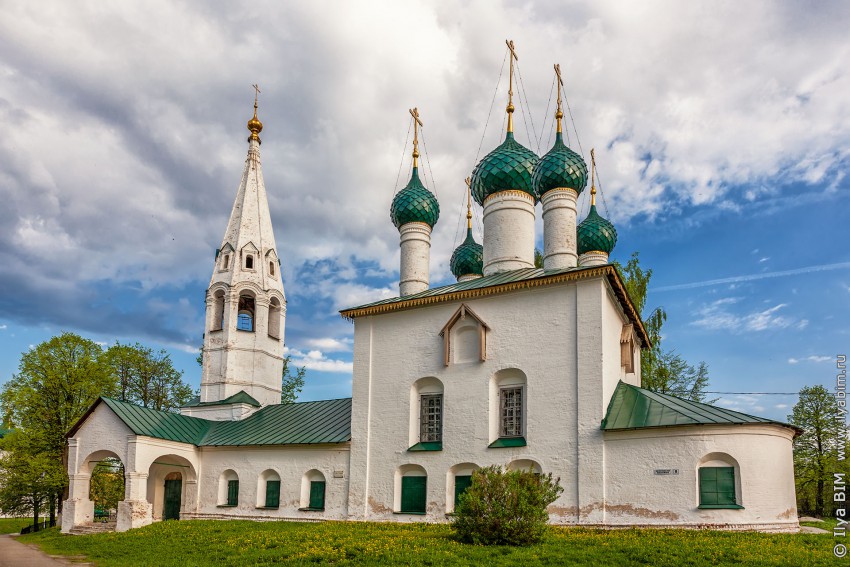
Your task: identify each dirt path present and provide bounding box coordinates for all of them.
[0,534,90,566]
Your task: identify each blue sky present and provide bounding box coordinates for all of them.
[1,1,848,422]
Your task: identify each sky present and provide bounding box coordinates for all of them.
[1,1,848,422]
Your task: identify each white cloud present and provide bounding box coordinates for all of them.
[304,337,352,353]
[0,324,7,330]
[692,301,804,333]
[285,347,353,374]
[788,355,832,364]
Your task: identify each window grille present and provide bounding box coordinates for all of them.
[419,394,442,443]
[500,387,523,437]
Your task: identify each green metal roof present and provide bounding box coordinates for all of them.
[532,132,588,199]
[340,264,651,348]
[183,390,260,408]
[449,227,484,279]
[471,131,539,206]
[70,397,351,447]
[601,381,800,434]
[577,204,617,254]
[390,167,440,229]
[101,397,212,444]
[201,398,352,446]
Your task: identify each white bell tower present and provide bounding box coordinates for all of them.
[199,88,286,408]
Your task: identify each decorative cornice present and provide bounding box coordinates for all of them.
[340,265,650,348]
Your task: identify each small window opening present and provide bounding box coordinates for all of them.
[268,297,281,339]
[419,394,442,443]
[500,387,523,437]
[223,255,230,270]
[245,255,254,270]
[211,290,225,332]
[269,261,275,276]
[237,295,255,332]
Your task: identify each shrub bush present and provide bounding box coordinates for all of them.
[453,465,563,546]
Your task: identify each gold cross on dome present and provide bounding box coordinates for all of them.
[251,83,261,105]
[505,39,519,132]
[409,107,423,166]
[554,64,564,132]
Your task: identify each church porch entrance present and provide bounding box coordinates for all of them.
[163,473,182,520]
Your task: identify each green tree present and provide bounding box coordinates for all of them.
[0,431,66,531]
[788,385,849,516]
[453,465,563,546]
[104,342,194,412]
[534,248,544,269]
[89,457,125,515]
[0,333,115,521]
[615,252,711,401]
[281,355,306,404]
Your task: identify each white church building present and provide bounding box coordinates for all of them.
[62,71,801,534]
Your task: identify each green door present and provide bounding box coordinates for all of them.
[454,475,473,509]
[401,476,427,513]
[163,479,182,520]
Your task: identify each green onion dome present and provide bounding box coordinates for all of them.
[532,132,588,200]
[390,167,440,229]
[450,227,484,279]
[471,132,539,206]
[577,204,617,254]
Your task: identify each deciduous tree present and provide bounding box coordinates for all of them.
[615,251,711,401]
[281,355,306,404]
[104,342,194,412]
[788,385,849,516]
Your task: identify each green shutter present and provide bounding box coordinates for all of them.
[401,476,427,513]
[454,475,472,509]
[227,480,239,506]
[699,467,737,507]
[309,481,326,510]
[265,480,280,508]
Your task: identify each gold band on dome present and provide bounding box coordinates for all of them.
[482,189,534,205]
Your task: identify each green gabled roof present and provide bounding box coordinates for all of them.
[200,398,352,446]
[182,390,260,408]
[339,264,650,349]
[100,397,212,444]
[68,397,351,447]
[601,381,801,435]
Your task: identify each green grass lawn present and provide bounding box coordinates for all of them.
[19,520,835,567]
[0,517,43,534]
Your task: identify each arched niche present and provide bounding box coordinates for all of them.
[408,377,444,449]
[439,304,488,366]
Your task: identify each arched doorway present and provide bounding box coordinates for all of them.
[163,472,182,520]
[84,450,126,526]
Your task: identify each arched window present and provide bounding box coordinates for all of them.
[237,294,255,332]
[211,290,225,332]
[697,453,743,509]
[257,469,281,509]
[245,255,254,270]
[218,470,239,506]
[300,470,326,511]
[395,464,427,514]
[269,261,275,277]
[268,297,281,339]
[409,377,444,451]
[489,368,528,447]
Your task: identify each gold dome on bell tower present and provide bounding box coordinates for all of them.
[247,83,263,143]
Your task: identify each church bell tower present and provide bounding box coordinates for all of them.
[199,88,286,408]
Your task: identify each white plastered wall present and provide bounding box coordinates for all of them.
[603,425,798,531]
[192,445,350,520]
[348,282,583,522]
